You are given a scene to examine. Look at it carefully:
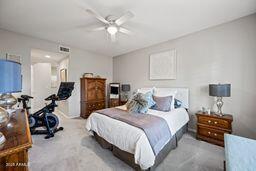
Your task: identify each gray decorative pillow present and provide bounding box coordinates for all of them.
[126,93,149,113]
[151,95,173,112]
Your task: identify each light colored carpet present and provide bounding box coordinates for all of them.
[29,112,224,171]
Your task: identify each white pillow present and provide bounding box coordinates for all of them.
[154,89,177,110]
[137,87,156,94]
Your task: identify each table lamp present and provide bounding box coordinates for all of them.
[209,83,231,116]
[0,59,22,144]
[121,84,130,101]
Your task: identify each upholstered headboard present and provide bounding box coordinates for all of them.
[138,87,189,109]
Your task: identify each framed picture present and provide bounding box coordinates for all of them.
[0,53,21,63]
[150,49,177,80]
[60,69,67,82]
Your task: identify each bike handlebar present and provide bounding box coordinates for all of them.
[18,95,33,102]
[45,94,59,101]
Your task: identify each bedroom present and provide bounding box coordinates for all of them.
[0,0,255,170]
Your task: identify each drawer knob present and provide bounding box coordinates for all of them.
[214,133,217,136]
[208,131,211,134]
[208,120,211,123]
[214,121,218,124]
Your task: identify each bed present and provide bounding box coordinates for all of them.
[86,88,190,170]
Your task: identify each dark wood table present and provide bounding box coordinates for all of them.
[0,110,32,171]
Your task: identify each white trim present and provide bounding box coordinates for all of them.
[55,109,77,119]
[188,128,196,133]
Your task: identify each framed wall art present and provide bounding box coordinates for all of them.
[149,49,177,80]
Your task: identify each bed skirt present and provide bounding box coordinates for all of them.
[93,123,188,171]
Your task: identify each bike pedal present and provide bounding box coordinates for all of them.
[44,134,54,139]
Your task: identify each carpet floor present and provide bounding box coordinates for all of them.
[29,112,224,171]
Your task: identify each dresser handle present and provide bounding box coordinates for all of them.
[214,133,217,136]
[208,120,211,123]
[214,121,218,124]
[208,131,211,134]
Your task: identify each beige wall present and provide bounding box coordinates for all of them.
[68,48,113,117]
[0,29,113,117]
[113,14,256,139]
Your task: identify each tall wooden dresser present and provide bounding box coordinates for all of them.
[80,77,106,118]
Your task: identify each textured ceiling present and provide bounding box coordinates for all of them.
[0,0,256,57]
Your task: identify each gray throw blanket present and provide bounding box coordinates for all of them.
[96,108,171,155]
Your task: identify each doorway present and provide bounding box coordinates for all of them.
[30,49,69,112]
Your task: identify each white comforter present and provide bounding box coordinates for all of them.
[86,106,189,169]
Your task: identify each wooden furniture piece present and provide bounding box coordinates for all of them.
[120,100,128,106]
[196,112,233,147]
[109,99,120,108]
[0,110,32,171]
[109,83,120,108]
[80,77,106,118]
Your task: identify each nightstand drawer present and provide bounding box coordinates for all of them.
[198,126,226,141]
[198,116,230,130]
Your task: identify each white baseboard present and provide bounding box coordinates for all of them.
[188,128,196,133]
[55,109,78,119]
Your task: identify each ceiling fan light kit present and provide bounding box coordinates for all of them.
[107,26,118,35]
[85,9,134,42]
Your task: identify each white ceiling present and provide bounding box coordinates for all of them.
[31,49,68,66]
[0,0,256,57]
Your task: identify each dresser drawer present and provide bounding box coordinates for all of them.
[87,101,104,108]
[198,125,226,141]
[198,115,231,130]
[95,101,105,109]
[87,103,96,109]
[81,101,105,118]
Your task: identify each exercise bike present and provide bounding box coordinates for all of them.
[18,82,75,139]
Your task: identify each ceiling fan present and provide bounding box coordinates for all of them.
[85,9,134,42]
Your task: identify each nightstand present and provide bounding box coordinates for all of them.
[196,112,233,147]
[109,99,120,108]
[120,100,128,105]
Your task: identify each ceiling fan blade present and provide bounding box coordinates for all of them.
[119,27,132,35]
[115,11,134,26]
[89,26,105,32]
[86,9,109,24]
[110,34,116,42]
